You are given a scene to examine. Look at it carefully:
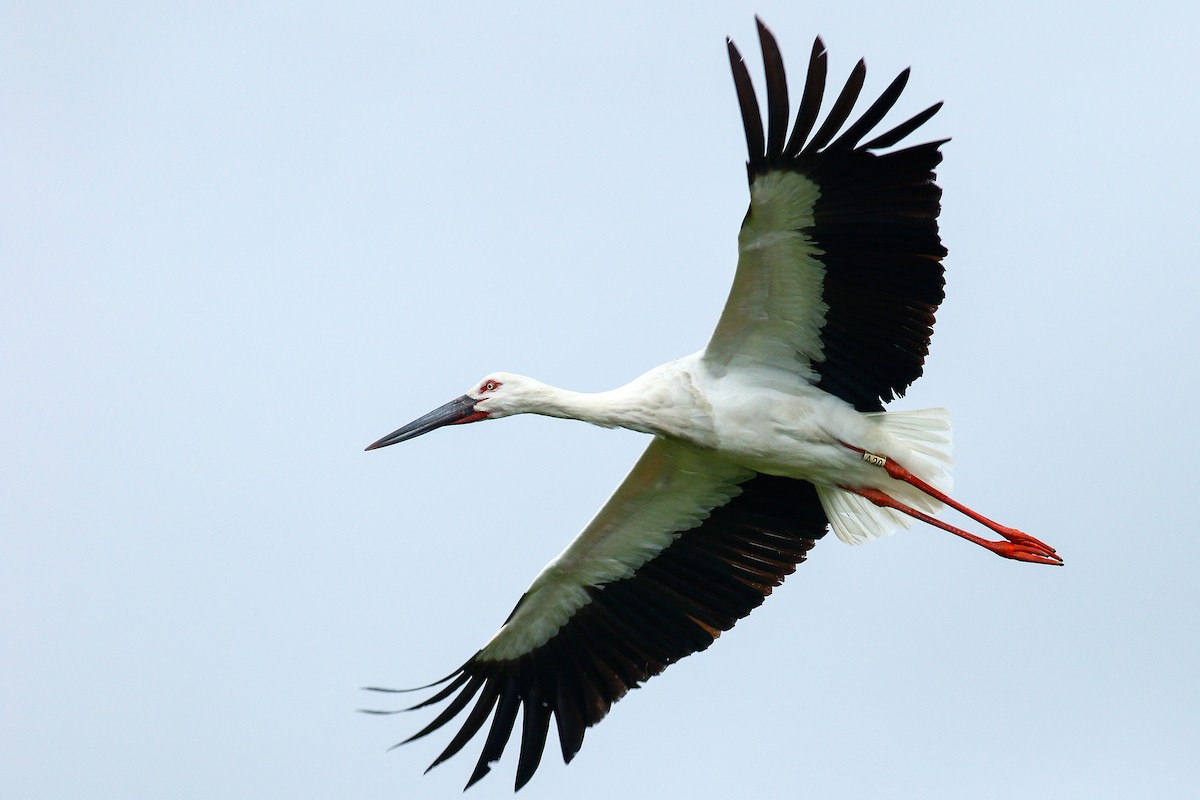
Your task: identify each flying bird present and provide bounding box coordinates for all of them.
[364,19,1061,791]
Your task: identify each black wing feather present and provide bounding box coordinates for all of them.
[428,680,500,771]
[829,68,910,150]
[862,101,943,150]
[726,38,765,166]
[802,58,866,155]
[756,19,790,159]
[784,37,827,157]
[466,678,522,788]
[514,672,553,790]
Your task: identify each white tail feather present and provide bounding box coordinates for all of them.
[818,408,954,546]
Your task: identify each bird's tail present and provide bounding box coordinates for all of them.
[817,408,954,545]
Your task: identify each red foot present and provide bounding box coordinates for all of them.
[996,526,1058,555]
[983,539,1064,566]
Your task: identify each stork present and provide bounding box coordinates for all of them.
[363,20,1061,791]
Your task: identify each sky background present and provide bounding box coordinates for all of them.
[4,1,1198,798]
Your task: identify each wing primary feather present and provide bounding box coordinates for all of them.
[465,679,522,789]
[357,670,470,715]
[550,636,588,763]
[755,18,789,160]
[396,674,485,746]
[783,36,827,157]
[399,670,472,712]
[861,102,944,150]
[514,670,553,791]
[829,67,910,150]
[361,667,463,694]
[426,680,501,772]
[803,58,866,154]
[726,37,765,171]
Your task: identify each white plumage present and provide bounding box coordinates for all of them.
[363,19,1060,791]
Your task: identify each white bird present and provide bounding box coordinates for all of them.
[363,19,1061,791]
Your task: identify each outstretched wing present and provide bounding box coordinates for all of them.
[368,438,829,790]
[705,19,948,412]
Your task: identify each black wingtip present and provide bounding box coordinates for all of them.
[803,57,866,155]
[464,761,492,791]
[784,35,828,157]
[861,101,945,150]
[360,670,460,695]
[727,33,765,170]
[756,18,789,160]
[828,66,911,151]
[753,16,771,45]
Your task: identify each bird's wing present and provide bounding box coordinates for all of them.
[367,437,829,790]
[705,20,947,411]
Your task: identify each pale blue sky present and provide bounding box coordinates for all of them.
[4,2,1198,798]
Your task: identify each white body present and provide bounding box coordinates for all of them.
[478,353,952,550]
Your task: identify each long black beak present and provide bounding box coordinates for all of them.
[365,395,485,451]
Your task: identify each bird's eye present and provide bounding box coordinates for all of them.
[483,380,498,392]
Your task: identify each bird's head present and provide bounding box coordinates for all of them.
[365,372,539,451]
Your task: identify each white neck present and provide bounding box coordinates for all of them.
[535,384,655,432]
[520,358,713,444]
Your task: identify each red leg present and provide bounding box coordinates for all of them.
[841,486,1062,566]
[880,458,1056,552]
[837,441,1062,565]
